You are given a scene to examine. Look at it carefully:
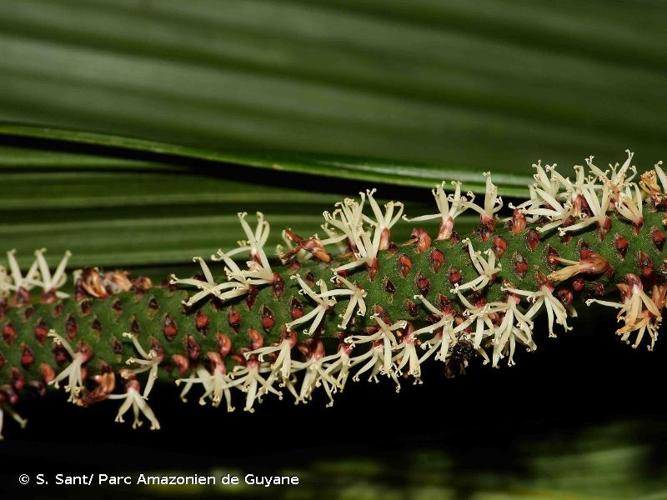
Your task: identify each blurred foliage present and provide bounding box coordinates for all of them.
[0,0,666,174]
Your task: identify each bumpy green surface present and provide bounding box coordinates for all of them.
[1,210,663,391]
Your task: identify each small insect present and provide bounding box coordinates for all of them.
[445,338,475,379]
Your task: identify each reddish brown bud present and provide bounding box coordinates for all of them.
[14,287,31,307]
[651,228,665,251]
[514,255,528,278]
[40,363,56,384]
[638,251,654,279]
[248,328,264,350]
[546,247,560,267]
[367,258,379,281]
[40,290,57,305]
[186,335,200,361]
[195,310,209,331]
[148,297,159,311]
[20,343,34,367]
[245,286,258,309]
[398,254,412,278]
[290,298,304,320]
[579,246,593,261]
[80,300,92,315]
[511,209,527,235]
[228,307,241,331]
[23,307,34,320]
[171,354,190,376]
[217,333,232,357]
[282,229,332,263]
[411,228,432,253]
[405,299,418,317]
[430,249,445,272]
[111,337,123,355]
[65,315,78,340]
[598,216,612,239]
[384,278,396,294]
[526,229,540,252]
[416,273,430,296]
[479,225,493,242]
[615,234,629,258]
[11,368,24,391]
[572,277,585,292]
[2,322,16,344]
[78,268,109,299]
[492,236,508,258]
[448,268,462,286]
[261,306,275,330]
[272,273,285,297]
[163,314,178,341]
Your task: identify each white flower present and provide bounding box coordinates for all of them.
[285,275,336,335]
[404,181,471,240]
[347,315,406,391]
[25,249,71,298]
[171,255,250,307]
[586,276,662,350]
[323,274,367,328]
[236,212,274,282]
[488,294,536,367]
[392,327,423,383]
[451,239,501,292]
[107,380,160,430]
[412,294,463,364]
[47,330,89,403]
[615,185,644,227]
[245,331,297,382]
[503,283,573,338]
[318,224,348,254]
[228,358,282,413]
[509,161,556,222]
[323,195,366,250]
[362,189,404,251]
[5,250,40,293]
[465,172,503,228]
[323,344,353,391]
[120,333,161,399]
[176,354,235,411]
[452,287,498,352]
[291,342,340,406]
[559,183,612,235]
[586,150,637,200]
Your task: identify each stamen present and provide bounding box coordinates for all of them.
[47,330,89,403]
[285,276,336,335]
[451,239,501,292]
[27,249,72,298]
[404,181,472,240]
[107,379,160,430]
[322,274,367,328]
[120,333,162,398]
